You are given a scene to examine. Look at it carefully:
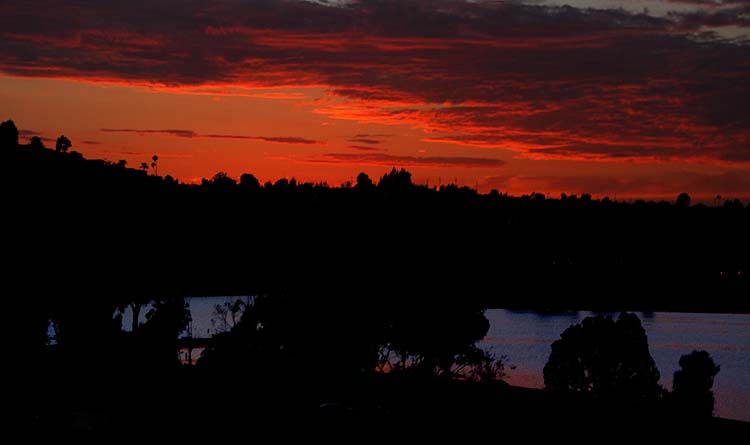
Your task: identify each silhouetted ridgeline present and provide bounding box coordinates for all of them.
[2,128,747,313]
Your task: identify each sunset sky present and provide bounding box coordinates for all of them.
[2,0,749,201]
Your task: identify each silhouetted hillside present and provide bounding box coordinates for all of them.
[3,133,747,313]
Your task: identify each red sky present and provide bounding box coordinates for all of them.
[1,0,749,201]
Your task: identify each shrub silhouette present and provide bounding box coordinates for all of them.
[671,350,720,418]
[0,119,18,148]
[55,135,72,153]
[29,136,45,150]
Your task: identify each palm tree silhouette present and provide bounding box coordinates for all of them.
[151,155,159,176]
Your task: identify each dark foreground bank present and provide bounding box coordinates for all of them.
[16,370,748,438]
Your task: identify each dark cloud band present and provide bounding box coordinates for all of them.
[1,1,748,163]
[101,128,322,145]
[313,152,505,168]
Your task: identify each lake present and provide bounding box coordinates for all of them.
[481,309,750,422]
[137,298,750,422]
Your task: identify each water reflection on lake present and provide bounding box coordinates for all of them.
[480,309,750,422]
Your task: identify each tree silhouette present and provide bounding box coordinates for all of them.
[127,300,146,333]
[378,167,412,190]
[671,350,720,418]
[151,154,159,176]
[240,173,260,190]
[198,294,296,372]
[211,171,237,188]
[210,299,248,334]
[55,135,72,153]
[675,192,691,208]
[355,171,374,190]
[29,136,45,150]
[140,162,149,171]
[137,298,192,369]
[543,313,662,405]
[377,301,496,380]
[273,177,289,189]
[0,119,19,148]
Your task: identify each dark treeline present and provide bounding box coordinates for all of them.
[3,120,748,435]
[2,120,747,313]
